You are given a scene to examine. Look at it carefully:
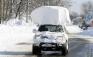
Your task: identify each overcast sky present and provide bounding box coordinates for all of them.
[70,0,93,14]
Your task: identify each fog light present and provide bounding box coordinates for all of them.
[58,44,62,46]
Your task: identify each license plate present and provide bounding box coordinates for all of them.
[42,44,55,47]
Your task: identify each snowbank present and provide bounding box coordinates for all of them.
[69,27,93,38]
[0,16,38,51]
[7,19,32,26]
[0,24,37,51]
[65,25,82,34]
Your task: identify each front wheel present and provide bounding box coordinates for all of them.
[62,46,68,56]
[61,42,68,56]
[32,45,41,55]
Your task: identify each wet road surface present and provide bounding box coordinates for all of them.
[0,38,93,57]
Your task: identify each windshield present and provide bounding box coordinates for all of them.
[38,25,63,32]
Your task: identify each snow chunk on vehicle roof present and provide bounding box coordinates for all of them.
[31,6,71,25]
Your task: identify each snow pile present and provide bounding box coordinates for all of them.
[69,27,93,38]
[0,17,38,51]
[0,25,33,42]
[31,6,71,25]
[6,17,33,26]
[65,25,82,34]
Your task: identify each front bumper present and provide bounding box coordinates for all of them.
[39,43,64,51]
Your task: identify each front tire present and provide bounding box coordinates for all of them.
[32,45,41,55]
[62,46,68,56]
[61,42,68,56]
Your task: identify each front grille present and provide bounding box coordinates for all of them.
[40,43,57,47]
[41,36,48,38]
[40,43,61,51]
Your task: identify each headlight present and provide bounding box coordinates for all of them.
[57,36,66,44]
[57,36,63,42]
[34,34,41,43]
[35,34,41,39]
[33,35,41,46]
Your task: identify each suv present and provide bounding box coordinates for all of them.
[32,24,68,56]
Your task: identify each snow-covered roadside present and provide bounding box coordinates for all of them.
[78,27,93,36]
[69,27,93,38]
[65,25,82,34]
[0,24,36,51]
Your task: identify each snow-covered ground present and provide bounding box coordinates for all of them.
[0,23,36,51]
[65,25,82,34]
[69,27,93,38]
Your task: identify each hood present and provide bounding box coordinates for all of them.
[37,31,63,35]
[34,31,65,43]
[35,31,64,39]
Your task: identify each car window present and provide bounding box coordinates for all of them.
[38,25,63,32]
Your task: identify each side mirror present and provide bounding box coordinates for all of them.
[33,29,38,33]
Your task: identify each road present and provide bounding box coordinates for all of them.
[0,37,93,57]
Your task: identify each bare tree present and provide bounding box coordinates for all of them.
[81,1,93,15]
[80,1,93,27]
[0,0,72,23]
